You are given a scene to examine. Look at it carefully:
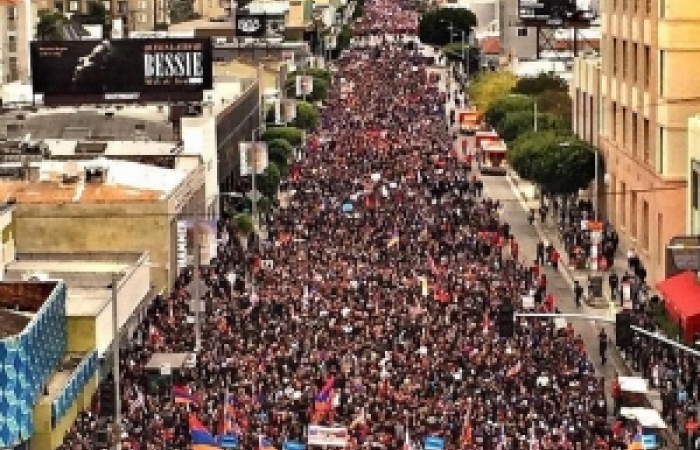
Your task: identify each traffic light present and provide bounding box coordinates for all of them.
[615,312,633,349]
[497,301,515,338]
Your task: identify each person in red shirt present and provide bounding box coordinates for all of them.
[545,293,555,312]
[510,239,519,259]
[550,248,560,270]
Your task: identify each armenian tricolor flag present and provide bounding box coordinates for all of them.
[173,385,200,405]
[189,414,221,450]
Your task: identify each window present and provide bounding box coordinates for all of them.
[643,46,650,87]
[620,182,627,227]
[623,0,627,10]
[634,0,639,12]
[139,0,146,8]
[692,169,700,209]
[646,0,652,14]
[54,1,64,12]
[642,201,649,250]
[632,43,638,82]
[631,112,638,154]
[117,0,127,13]
[643,118,650,163]
[140,12,147,22]
[69,0,78,10]
[7,57,18,82]
[659,50,665,96]
[631,191,638,238]
[6,5,16,20]
[622,40,628,77]
[8,35,16,54]
[622,107,627,145]
[517,28,528,37]
[103,0,110,10]
[611,102,617,140]
[612,38,618,75]
[589,96,594,141]
[658,126,665,173]
[657,213,663,263]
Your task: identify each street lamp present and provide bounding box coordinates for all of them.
[509,93,538,132]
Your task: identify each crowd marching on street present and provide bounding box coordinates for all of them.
[56,1,668,449]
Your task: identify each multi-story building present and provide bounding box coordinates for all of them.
[589,0,700,283]
[0,0,33,84]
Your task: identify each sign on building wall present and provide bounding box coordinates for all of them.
[31,39,213,105]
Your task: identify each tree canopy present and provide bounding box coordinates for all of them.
[512,73,568,96]
[257,161,282,198]
[498,111,564,143]
[267,138,293,175]
[418,8,476,46]
[291,101,320,131]
[37,10,66,40]
[509,131,596,196]
[261,127,304,146]
[484,95,533,131]
[535,89,573,128]
[466,72,518,113]
[442,42,481,77]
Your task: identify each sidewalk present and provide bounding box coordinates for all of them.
[504,171,672,427]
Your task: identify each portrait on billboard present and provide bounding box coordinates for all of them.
[30,39,213,105]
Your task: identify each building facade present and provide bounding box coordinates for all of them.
[596,0,700,283]
[0,282,67,449]
[687,116,700,235]
[0,0,33,84]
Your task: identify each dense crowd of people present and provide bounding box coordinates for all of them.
[56,1,680,449]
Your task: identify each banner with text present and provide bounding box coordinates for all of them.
[176,219,218,271]
[307,426,349,447]
[31,39,213,105]
[239,142,269,176]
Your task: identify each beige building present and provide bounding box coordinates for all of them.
[0,157,204,291]
[0,0,34,83]
[572,56,602,148]
[574,0,700,284]
[687,116,700,235]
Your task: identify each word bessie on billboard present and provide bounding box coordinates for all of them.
[31,39,213,105]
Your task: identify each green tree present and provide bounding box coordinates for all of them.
[291,101,319,130]
[509,131,596,196]
[257,161,282,198]
[83,1,108,25]
[498,111,565,142]
[287,68,331,83]
[334,26,354,57]
[419,8,477,46]
[467,71,518,113]
[442,42,481,78]
[261,127,304,146]
[268,138,293,175]
[535,89,573,128]
[37,10,66,40]
[512,73,568,96]
[285,76,329,102]
[233,213,254,234]
[484,95,533,129]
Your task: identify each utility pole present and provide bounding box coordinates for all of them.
[111,272,121,450]
[194,240,202,352]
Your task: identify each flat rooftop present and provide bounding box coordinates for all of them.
[5,253,140,317]
[0,309,31,338]
[0,80,247,139]
[38,352,90,405]
[0,158,188,204]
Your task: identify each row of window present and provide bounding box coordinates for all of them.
[608,37,651,87]
[617,181,661,258]
[53,0,150,13]
[609,101,654,166]
[611,0,654,15]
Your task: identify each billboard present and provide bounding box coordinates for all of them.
[31,39,213,105]
[239,142,269,176]
[176,219,218,271]
[235,14,268,37]
[518,0,598,24]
